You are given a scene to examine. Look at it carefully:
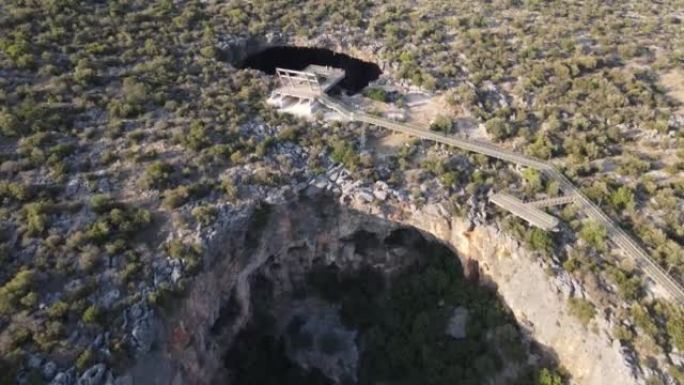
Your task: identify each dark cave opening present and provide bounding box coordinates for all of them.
[238,46,382,95]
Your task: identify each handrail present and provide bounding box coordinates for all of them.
[315,95,684,305]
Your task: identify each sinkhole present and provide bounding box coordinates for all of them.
[238,46,382,95]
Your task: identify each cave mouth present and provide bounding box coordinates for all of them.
[238,46,382,95]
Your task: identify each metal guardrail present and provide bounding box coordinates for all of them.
[316,95,684,305]
[525,195,576,208]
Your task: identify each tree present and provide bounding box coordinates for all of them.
[579,222,607,252]
[609,186,635,211]
[485,117,515,140]
[429,115,454,134]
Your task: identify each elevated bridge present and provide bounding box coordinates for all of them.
[271,84,684,305]
[489,193,560,231]
[525,195,577,208]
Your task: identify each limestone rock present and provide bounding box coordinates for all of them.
[77,364,106,385]
[43,361,58,381]
[49,369,76,385]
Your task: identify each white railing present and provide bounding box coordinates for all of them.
[315,95,684,304]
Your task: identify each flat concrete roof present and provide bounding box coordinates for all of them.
[275,66,345,95]
[489,193,559,231]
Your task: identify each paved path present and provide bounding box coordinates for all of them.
[317,94,684,305]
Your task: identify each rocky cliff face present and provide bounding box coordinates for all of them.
[119,185,644,385]
[384,204,644,385]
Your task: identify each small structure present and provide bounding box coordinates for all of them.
[489,193,561,231]
[267,65,346,117]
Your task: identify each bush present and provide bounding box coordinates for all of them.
[608,268,642,301]
[526,228,554,254]
[75,349,94,371]
[191,205,217,226]
[166,240,203,272]
[430,115,453,134]
[667,310,684,351]
[47,301,69,319]
[82,305,101,325]
[79,246,101,272]
[181,120,210,151]
[609,186,635,211]
[22,202,48,236]
[485,117,515,140]
[162,186,189,209]
[90,194,114,214]
[363,87,389,102]
[579,221,607,252]
[330,139,359,170]
[142,161,174,189]
[537,368,563,385]
[0,269,36,315]
[568,298,596,326]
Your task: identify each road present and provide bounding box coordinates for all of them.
[317,94,684,305]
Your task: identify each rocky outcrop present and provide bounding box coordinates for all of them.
[119,183,645,385]
[344,198,645,385]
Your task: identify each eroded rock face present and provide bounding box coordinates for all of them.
[121,192,644,385]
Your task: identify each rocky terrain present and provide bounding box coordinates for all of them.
[1,1,683,385]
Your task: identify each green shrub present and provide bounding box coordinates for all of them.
[667,310,684,351]
[330,139,359,170]
[609,186,635,211]
[142,161,174,189]
[22,202,48,236]
[162,186,189,208]
[0,182,29,201]
[47,301,69,319]
[181,120,210,151]
[90,194,114,214]
[536,368,563,385]
[191,205,217,226]
[526,228,554,254]
[363,88,389,102]
[608,268,642,301]
[75,348,94,371]
[0,269,36,315]
[568,298,596,326]
[82,305,101,325]
[579,221,607,252]
[430,115,453,134]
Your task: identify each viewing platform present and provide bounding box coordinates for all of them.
[489,193,560,231]
[267,65,346,117]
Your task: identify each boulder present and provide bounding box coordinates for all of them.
[49,370,75,385]
[77,364,106,385]
[373,189,387,201]
[356,189,374,203]
[132,318,154,353]
[43,361,58,381]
